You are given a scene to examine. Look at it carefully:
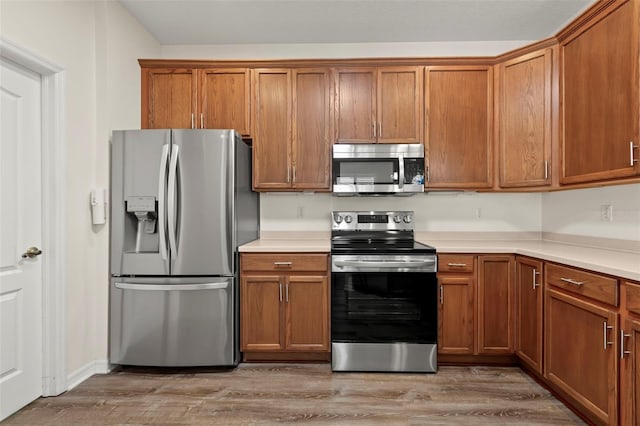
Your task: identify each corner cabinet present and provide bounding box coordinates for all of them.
[240,253,330,362]
[514,256,544,374]
[498,48,553,188]
[251,68,332,191]
[334,67,423,144]
[425,66,493,189]
[559,0,640,184]
[141,65,250,134]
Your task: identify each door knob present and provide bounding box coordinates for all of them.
[22,247,42,259]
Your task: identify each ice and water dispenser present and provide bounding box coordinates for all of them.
[126,196,157,253]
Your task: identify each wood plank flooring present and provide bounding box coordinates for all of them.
[5,363,584,425]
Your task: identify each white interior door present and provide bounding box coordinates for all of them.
[0,59,43,420]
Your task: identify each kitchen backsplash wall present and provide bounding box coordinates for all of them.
[261,192,543,233]
[542,183,640,241]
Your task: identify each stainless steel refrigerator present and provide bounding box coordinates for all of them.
[109,129,258,367]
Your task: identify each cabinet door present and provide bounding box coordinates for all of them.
[545,289,618,425]
[515,257,543,373]
[438,275,475,354]
[142,68,197,129]
[621,316,640,426]
[561,0,639,183]
[240,275,284,351]
[377,67,423,144]
[285,275,330,351]
[477,255,514,354]
[335,68,376,143]
[252,69,292,189]
[425,66,493,188]
[199,68,250,135]
[499,49,552,188]
[292,69,332,190]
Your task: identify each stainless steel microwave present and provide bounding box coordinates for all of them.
[332,144,425,195]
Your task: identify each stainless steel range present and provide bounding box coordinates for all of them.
[330,211,438,372]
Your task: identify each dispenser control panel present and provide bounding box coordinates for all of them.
[126,196,155,213]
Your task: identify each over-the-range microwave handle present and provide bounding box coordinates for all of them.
[158,143,170,261]
[167,144,179,259]
[334,259,435,269]
[114,281,229,291]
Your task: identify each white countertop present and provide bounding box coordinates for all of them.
[239,233,640,282]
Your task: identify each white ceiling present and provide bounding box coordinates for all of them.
[119,0,597,46]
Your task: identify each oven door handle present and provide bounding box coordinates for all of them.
[334,259,435,269]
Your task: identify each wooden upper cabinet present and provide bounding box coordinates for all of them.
[425,66,493,188]
[252,69,291,190]
[199,68,250,135]
[252,68,332,191]
[335,67,422,144]
[499,48,553,188]
[335,68,376,143]
[142,68,197,129]
[292,69,333,190]
[560,0,640,183]
[377,67,423,143]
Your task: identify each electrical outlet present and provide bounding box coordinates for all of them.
[475,208,482,219]
[297,206,304,219]
[600,204,613,222]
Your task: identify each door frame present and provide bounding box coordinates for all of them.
[1,38,67,396]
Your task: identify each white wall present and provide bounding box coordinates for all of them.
[160,40,533,60]
[542,183,640,241]
[0,0,160,377]
[261,192,542,234]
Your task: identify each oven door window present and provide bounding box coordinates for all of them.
[333,159,399,185]
[331,272,437,343]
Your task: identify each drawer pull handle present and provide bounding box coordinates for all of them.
[621,330,631,359]
[447,263,467,267]
[560,277,585,287]
[603,322,613,349]
[273,261,293,266]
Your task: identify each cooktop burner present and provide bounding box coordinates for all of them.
[330,211,436,255]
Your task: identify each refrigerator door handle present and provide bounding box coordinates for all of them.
[158,144,170,261]
[168,145,179,259]
[115,281,229,291]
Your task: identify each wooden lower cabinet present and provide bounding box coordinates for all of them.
[240,253,330,361]
[515,256,544,374]
[545,288,618,425]
[438,275,475,354]
[477,255,515,354]
[437,254,514,358]
[621,282,640,426]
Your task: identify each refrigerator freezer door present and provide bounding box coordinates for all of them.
[111,130,171,276]
[109,277,238,367]
[170,130,235,276]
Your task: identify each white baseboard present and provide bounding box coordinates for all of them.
[66,359,111,391]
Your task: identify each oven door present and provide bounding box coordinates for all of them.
[331,255,437,345]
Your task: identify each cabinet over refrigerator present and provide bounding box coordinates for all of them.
[109,129,259,367]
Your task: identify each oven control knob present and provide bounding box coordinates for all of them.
[393,215,402,223]
[344,215,353,224]
[403,215,412,223]
[334,215,343,224]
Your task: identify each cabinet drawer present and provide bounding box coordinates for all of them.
[625,282,640,316]
[545,263,618,306]
[438,255,475,273]
[241,253,328,273]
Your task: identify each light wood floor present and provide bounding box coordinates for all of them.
[5,363,584,425]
